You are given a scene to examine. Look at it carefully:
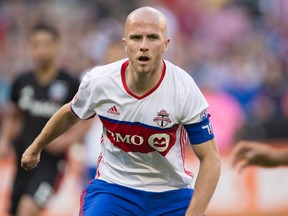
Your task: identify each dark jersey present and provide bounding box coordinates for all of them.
[10,69,79,156]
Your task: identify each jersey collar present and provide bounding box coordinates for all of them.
[121,60,166,100]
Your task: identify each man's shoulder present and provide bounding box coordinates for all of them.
[164,60,194,83]
[165,59,188,74]
[12,70,34,84]
[89,58,127,78]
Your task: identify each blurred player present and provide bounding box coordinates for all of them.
[0,23,84,216]
[21,7,221,216]
[231,140,288,172]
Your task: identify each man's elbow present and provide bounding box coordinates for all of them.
[205,150,221,174]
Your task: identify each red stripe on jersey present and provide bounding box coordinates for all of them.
[180,126,186,159]
[100,135,104,144]
[180,126,194,178]
[95,153,103,178]
[100,116,178,156]
[79,188,87,216]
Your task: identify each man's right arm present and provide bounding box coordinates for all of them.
[21,102,80,170]
[276,149,288,165]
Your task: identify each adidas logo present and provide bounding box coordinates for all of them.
[107,105,120,115]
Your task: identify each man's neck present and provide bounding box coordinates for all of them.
[34,64,59,86]
[125,61,163,97]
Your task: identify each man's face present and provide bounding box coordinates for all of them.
[123,18,169,74]
[30,31,59,68]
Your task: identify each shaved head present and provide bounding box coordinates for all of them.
[124,7,168,37]
[122,6,170,78]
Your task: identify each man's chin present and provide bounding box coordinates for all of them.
[136,65,151,73]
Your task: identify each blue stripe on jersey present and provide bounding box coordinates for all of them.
[98,115,176,131]
[184,118,214,144]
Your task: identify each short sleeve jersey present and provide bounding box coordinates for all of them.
[11,69,79,155]
[71,59,211,192]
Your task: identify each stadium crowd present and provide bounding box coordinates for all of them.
[0,1,288,215]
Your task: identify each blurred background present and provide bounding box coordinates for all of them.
[0,0,288,215]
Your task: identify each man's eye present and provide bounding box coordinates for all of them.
[148,35,159,40]
[130,36,141,40]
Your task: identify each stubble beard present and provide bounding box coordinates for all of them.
[131,57,161,75]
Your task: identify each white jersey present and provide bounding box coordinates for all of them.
[83,115,103,167]
[71,59,209,192]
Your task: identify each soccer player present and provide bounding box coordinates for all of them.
[21,7,221,216]
[231,140,288,172]
[0,23,83,216]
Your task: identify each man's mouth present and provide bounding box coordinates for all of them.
[138,56,150,62]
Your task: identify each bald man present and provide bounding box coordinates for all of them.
[21,7,220,216]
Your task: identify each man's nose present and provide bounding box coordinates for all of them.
[140,39,148,52]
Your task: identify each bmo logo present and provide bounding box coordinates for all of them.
[148,134,170,152]
[106,129,171,153]
[107,129,144,145]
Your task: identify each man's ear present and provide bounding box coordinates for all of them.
[164,37,170,52]
[122,37,128,52]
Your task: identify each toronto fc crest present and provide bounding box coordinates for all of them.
[153,109,172,128]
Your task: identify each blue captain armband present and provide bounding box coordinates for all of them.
[184,117,214,144]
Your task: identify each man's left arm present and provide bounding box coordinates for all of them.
[45,118,94,155]
[186,138,221,216]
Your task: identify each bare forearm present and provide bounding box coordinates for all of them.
[57,118,93,144]
[31,103,79,152]
[46,118,93,154]
[186,154,221,216]
[271,149,288,166]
